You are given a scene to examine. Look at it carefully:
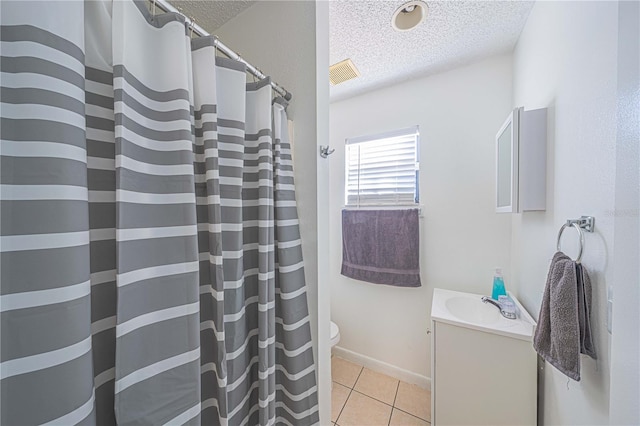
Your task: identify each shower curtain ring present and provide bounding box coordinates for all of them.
[213,35,219,56]
[189,17,196,38]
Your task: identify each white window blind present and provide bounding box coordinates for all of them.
[345,126,419,206]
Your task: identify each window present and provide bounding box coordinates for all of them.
[345,126,420,206]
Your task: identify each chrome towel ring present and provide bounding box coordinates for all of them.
[556,216,595,263]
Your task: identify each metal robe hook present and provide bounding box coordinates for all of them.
[320,145,335,159]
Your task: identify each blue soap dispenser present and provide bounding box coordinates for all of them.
[492,268,507,300]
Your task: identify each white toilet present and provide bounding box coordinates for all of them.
[330,321,340,348]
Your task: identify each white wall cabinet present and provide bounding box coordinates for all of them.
[496,107,547,213]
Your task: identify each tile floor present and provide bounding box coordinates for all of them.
[331,356,431,426]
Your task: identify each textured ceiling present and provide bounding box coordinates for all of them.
[167,0,256,32]
[166,1,533,102]
[330,1,534,102]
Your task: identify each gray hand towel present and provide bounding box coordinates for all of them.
[534,252,580,380]
[533,252,596,381]
[341,209,421,287]
[576,263,596,359]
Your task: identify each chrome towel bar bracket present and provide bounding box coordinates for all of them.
[567,215,595,232]
[556,216,595,263]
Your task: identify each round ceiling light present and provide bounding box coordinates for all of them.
[391,1,428,32]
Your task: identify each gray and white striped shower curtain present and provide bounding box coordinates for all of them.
[0,1,318,425]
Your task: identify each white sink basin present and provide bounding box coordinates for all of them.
[445,296,501,325]
[431,288,536,341]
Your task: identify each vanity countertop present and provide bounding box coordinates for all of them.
[431,288,537,341]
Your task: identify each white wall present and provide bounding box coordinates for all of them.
[511,1,622,424]
[314,1,331,423]
[216,2,331,423]
[329,56,513,382]
[609,2,640,423]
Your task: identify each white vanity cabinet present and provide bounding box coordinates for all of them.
[496,107,547,213]
[430,289,538,425]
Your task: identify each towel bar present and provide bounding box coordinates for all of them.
[556,216,595,263]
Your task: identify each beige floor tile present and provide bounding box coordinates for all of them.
[337,391,392,426]
[354,368,399,405]
[331,383,351,422]
[390,408,430,426]
[394,382,431,421]
[331,357,363,388]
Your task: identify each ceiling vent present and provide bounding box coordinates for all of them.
[329,59,360,86]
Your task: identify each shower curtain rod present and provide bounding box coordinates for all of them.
[154,0,292,101]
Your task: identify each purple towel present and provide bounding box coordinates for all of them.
[341,209,421,287]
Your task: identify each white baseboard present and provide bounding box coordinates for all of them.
[332,346,431,391]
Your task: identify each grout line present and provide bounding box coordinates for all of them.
[334,359,430,425]
[352,365,364,390]
[392,380,400,407]
[351,366,399,407]
[350,366,395,426]
[351,389,395,408]
[389,381,401,426]
[334,381,350,425]
[392,406,430,423]
[335,366,363,425]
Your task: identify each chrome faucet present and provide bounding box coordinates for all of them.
[481,296,517,320]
